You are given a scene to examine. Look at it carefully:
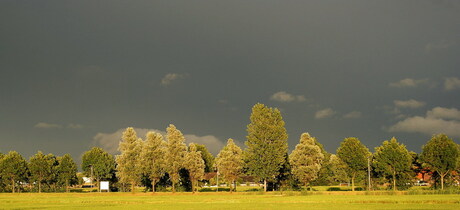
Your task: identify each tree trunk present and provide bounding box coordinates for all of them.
[440,172,446,190]
[97,178,100,192]
[151,180,156,193]
[351,173,355,191]
[264,179,267,192]
[172,181,176,193]
[131,181,135,193]
[12,178,15,193]
[230,180,233,193]
[66,180,69,193]
[191,179,195,194]
[393,170,397,191]
[310,183,312,192]
[38,180,42,193]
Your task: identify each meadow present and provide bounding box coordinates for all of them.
[1,191,459,209]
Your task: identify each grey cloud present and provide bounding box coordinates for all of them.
[343,111,362,119]
[388,107,460,137]
[270,91,306,103]
[34,122,62,129]
[427,107,460,120]
[388,116,460,138]
[315,108,336,119]
[444,77,460,91]
[393,99,425,109]
[160,73,187,86]
[67,123,83,129]
[389,78,429,88]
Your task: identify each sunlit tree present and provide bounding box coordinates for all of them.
[166,124,187,193]
[289,133,324,191]
[185,143,205,193]
[420,134,459,190]
[0,151,28,193]
[245,103,288,192]
[373,137,412,190]
[215,139,243,192]
[337,137,370,191]
[141,131,167,193]
[81,147,115,192]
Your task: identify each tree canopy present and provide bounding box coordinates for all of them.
[56,154,77,192]
[245,103,288,192]
[195,144,215,173]
[141,131,167,193]
[185,143,205,193]
[289,133,324,190]
[420,134,459,190]
[29,151,56,193]
[0,151,28,193]
[81,147,115,191]
[373,137,412,190]
[215,138,244,192]
[116,127,142,193]
[166,124,187,193]
[337,137,370,191]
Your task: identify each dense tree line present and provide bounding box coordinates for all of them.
[1,103,460,193]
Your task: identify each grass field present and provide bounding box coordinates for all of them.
[1,191,459,209]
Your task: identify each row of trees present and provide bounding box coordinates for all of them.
[113,103,460,192]
[0,152,77,193]
[1,103,459,193]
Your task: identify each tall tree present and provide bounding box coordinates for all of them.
[29,151,56,193]
[337,137,370,191]
[0,151,28,193]
[329,154,348,184]
[311,140,333,186]
[81,147,115,192]
[56,154,77,193]
[215,139,244,192]
[165,124,187,193]
[185,143,205,193]
[245,103,288,192]
[195,144,215,173]
[141,131,167,193]
[116,127,142,193]
[372,137,412,191]
[420,134,459,190]
[289,133,324,191]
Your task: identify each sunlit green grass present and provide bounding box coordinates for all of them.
[0,192,459,209]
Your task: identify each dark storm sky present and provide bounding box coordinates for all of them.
[1,0,460,164]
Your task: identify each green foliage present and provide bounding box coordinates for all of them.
[81,147,116,188]
[116,127,143,192]
[185,143,205,193]
[195,144,215,173]
[337,137,370,191]
[289,133,324,190]
[328,154,348,184]
[166,124,187,192]
[215,139,244,192]
[56,154,77,192]
[0,151,28,193]
[141,131,167,192]
[420,134,459,189]
[244,103,288,191]
[28,151,58,193]
[373,137,412,190]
